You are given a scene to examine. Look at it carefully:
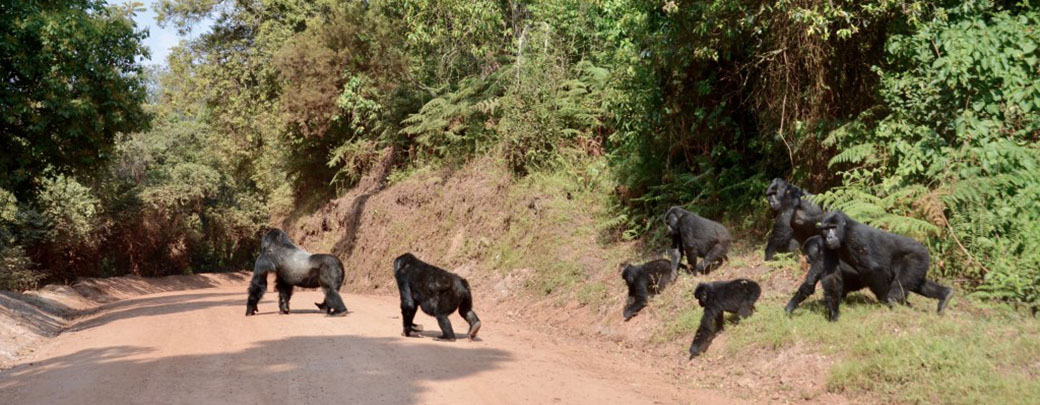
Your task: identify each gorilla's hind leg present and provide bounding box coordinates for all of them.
[275,277,293,315]
[433,315,457,341]
[696,243,728,274]
[322,286,348,317]
[459,293,481,340]
[917,280,954,315]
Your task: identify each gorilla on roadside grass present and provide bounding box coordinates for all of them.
[664,206,732,275]
[784,235,870,316]
[245,229,348,317]
[621,259,681,321]
[764,178,825,261]
[810,211,954,321]
[688,279,761,359]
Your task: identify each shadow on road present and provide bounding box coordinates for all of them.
[68,292,242,331]
[0,334,511,404]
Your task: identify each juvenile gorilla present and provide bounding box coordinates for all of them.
[814,211,954,321]
[621,259,680,321]
[764,178,824,261]
[245,229,347,316]
[664,206,732,274]
[784,236,870,317]
[688,279,761,359]
[394,253,481,341]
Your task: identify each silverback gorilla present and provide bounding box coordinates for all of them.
[688,279,760,359]
[664,206,732,274]
[245,229,348,316]
[394,253,481,341]
[784,235,870,317]
[814,211,954,321]
[621,259,679,321]
[764,178,824,261]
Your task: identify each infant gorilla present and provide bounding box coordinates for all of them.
[688,279,761,359]
[621,259,681,321]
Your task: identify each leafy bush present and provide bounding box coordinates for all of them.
[0,245,41,291]
[819,2,1040,308]
[0,190,42,290]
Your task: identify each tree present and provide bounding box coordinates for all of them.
[0,0,150,197]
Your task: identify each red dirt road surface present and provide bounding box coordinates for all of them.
[0,287,741,404]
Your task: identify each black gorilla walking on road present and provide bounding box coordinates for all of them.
[688,279,760,358]
[813,211,954,321]
[394,253,481,341]
[245,229,348,316]
[764,178,824,261]
[664,206,732,274]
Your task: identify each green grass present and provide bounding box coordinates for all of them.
[391,157,1040,404]
[577,281,609,307]
[724,291,1040,404]
[488,160,633,301]
[654,306,703,343]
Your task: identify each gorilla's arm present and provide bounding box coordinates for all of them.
[397,274,421,336]
[245,254,276,316]
[668,232,685,273]
[624,277,649,321]
[785,241,839,315]
[688,306,722,359]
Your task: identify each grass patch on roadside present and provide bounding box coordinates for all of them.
[488,158,631,301]
[387,158,1040,405]
[725,288,1040,405]
[578,281,609,306]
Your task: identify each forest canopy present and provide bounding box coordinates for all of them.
[1,0,1037,309]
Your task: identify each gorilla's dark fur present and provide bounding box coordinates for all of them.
[764,178,825,261]
[621,259,679,321]
[394,253,481,341]
[688,279,761,359]
[784,236,869,316]
[664,206,732,274]
[813,211,954,321]
[245,229,347,316]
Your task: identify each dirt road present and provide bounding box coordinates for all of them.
[0,287,739,404]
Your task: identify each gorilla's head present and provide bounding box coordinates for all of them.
[260,228,292,252]
[394,253,418,275]
[818,212,848,250]
[664,206,684,236]
[693,283,711,307]
[620,263,638,286]
[765,178,787,211]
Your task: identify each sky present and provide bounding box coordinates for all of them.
[107,0,213,66]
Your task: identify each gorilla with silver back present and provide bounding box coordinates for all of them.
[245,229,348,316]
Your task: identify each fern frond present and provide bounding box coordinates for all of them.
[828,143,879,167]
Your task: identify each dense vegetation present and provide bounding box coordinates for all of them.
[1,0,1037,310]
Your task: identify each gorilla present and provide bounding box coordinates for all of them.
[813,211,954,321]
[784,235,870,316]
[764,178,825,261]
[246,229,348,317]
[621,259,680,321]
[394,253,481,341]
[664,206,732,274]
[688,279,761,359]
